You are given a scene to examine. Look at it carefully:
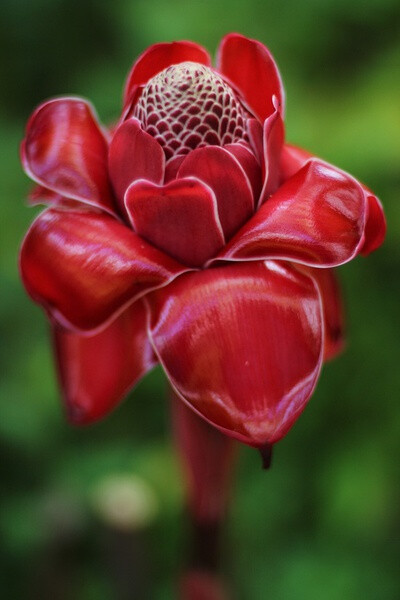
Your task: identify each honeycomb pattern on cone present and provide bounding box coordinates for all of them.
[133,62,248,159]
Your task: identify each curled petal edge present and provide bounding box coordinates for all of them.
[19,207,192,334]
[21,97,117,217]
[210,158,368,269]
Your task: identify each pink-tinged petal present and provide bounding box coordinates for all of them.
[108,118,164,212]
[280,143,313,182]
[178,146,254,239]
[259,101,285,205]
[28,184,61,206]
[20,208,188,331]
[28,187,84,211]
[53,301,156,425]
[298,266,345,361]
[219,160,366,268]
[147,261,323,447]
[21,98,116,215]
[123,41,211,108]
[125,178,225,268]
[217,33,284,122]
[171,391,235,524]
[224,142,262,204]
[360,192,386,255]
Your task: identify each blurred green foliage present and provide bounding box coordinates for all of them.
[0,0,399,598]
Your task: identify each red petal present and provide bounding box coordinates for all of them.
[360,192,386,255]
[224,142,262,205]
[108,118,164,212]
[125,178,225,268]
[217,33,285,122]
[280,145,386,256]
[53,301,156,424]
[259,101,285,205]
[123,41,211,109]
[148,261,323,447]
[28,187,84,211]
[20,208,188,331]
[247,118,263,163]
[171,391,235,523]
[220,160,366,268]
[299,266,345,361]
[178,146,254,239]
[164,155,185,183]
[21,98,116,215]
[279,143,313,182]
[28,184,61,206]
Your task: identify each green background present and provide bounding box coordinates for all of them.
[1,0,399,598]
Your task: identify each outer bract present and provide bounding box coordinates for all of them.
[20,34,385,450]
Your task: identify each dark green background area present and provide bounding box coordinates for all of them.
[1,0,399,598]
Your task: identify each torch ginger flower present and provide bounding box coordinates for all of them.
[19,34,386,451]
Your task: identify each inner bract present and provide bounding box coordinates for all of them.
[134,61,248,159]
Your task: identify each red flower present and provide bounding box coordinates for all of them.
[20,34,386,449]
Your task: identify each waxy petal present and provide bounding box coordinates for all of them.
[360,192,386,256]
[171,391,235,523]
[247,118,263,164]
[259,102,285,204]
[21,98,116,214]
[125,178,225,268]
[53,301,156,425]
[178,146,254,239]
[299,266,345,361]
[123,41,211,108]
[28,187,83,211]
[280,143,313,182]
[147,261,323,447]
[20,208,187,331]
[28,184,61,206]
[217,33,285,122]
[164,155,185,183]
[224,142,262,205]
[219,160,366,268]
[280,144,386,255]
[108,118,164,211]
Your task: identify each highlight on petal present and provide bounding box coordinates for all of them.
[147,261,323,447]
[217,33,285,122]
[178,146,254,239]
[219,160,366,268]
[21,98,116,214]
[123,41,211,108]
[53,301,156,425]
[280,145,386,256]
[259,99,285,205]
[125,177,225,268]
[20,208,188,331]
[298,266,345,361]
[360,192,386,256]
[171,390,235,524]
[108,118,164,211]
